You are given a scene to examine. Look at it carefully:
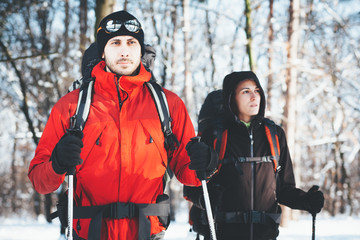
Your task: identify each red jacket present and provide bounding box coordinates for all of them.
[28,61,200,239]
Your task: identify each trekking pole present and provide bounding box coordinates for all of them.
[192,137,217,240]
[201,179,217,240]
[65,129,82,240]
[312,212,316,240]
[67,169,75,240]
[310,185,319,240]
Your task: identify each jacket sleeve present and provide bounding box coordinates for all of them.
[28,100,72,194]
[165,90,201,187]
[183,185,205,209]
[276,126,307,209]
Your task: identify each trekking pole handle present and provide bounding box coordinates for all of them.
[192,136,217,240]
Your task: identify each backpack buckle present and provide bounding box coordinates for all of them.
[109,202,138,219]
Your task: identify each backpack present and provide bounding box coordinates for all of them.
[51,43,178,240]
[186,89,281,238]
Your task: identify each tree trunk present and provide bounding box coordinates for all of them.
[181,0,194,111]
[244,0,255,72]
[95,0,116,37]
[205,9,216,85]
[281,0,300,227]
[267,0,274,111]
[170,4,178,88]
[79,0,88,54]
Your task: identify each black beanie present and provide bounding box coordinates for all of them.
[96,10,145,58]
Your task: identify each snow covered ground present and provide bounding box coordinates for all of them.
[1,211,359,240]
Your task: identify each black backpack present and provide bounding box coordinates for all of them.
[186,89,281,239]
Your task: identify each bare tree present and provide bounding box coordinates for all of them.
[79,0,89,54]
[95,0,116,36]
[182,0,194,110]
[281,0,300,226]
[266,0,274,111]
[244,0,255,71]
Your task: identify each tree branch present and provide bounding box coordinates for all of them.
[0,52,58,62]
[0,40,39,145]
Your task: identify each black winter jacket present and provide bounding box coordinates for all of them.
[184,72,308,240]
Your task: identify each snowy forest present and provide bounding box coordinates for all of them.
[0,0,359,227]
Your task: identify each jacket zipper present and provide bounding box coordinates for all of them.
[114,75,129,110]
[249,128,254,240]
[114,76,123,110]
[114,75,129,203]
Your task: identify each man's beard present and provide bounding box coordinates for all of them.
[104,57,138,76]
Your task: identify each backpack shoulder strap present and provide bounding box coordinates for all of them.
[213,129,228,161]
[145,81,180,187]
[211,129,228,172]
[263,118,281,172]
[145,81,180,151]
[70,78,95,131]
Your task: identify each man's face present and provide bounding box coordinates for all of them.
[102,35,141,76]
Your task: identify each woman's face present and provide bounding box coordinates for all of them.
[234,79,261,122]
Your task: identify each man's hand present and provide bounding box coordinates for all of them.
[51,132,84,175]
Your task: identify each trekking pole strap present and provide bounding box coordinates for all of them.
[73,201,170,240]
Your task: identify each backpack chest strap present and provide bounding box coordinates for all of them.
[223,156,274,164]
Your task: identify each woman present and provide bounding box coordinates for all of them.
[185,71,324,240]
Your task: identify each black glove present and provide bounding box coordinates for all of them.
[186,138,218,180]
[51,131,84,175]
[302,185,324,215]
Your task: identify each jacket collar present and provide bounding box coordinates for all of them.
[91,61,152,98]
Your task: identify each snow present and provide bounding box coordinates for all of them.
[1,212,359,240]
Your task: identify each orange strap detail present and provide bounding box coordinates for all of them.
[212,129,228,172]
[218,129,228,161]
[264,125,278,172]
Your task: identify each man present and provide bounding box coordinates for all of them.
[28,10,217,240]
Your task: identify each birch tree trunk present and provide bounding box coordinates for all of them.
[281,0,300,226]
[182,0,194,111]
[205,8,216,85]
[267,0,274,112]
[170,4,179,88]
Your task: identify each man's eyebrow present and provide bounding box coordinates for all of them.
[109,38,121,42]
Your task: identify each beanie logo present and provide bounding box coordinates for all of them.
[97,19,142,34]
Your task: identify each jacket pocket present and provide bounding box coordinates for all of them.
[139,119,167,169]
[78,123,108,171]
